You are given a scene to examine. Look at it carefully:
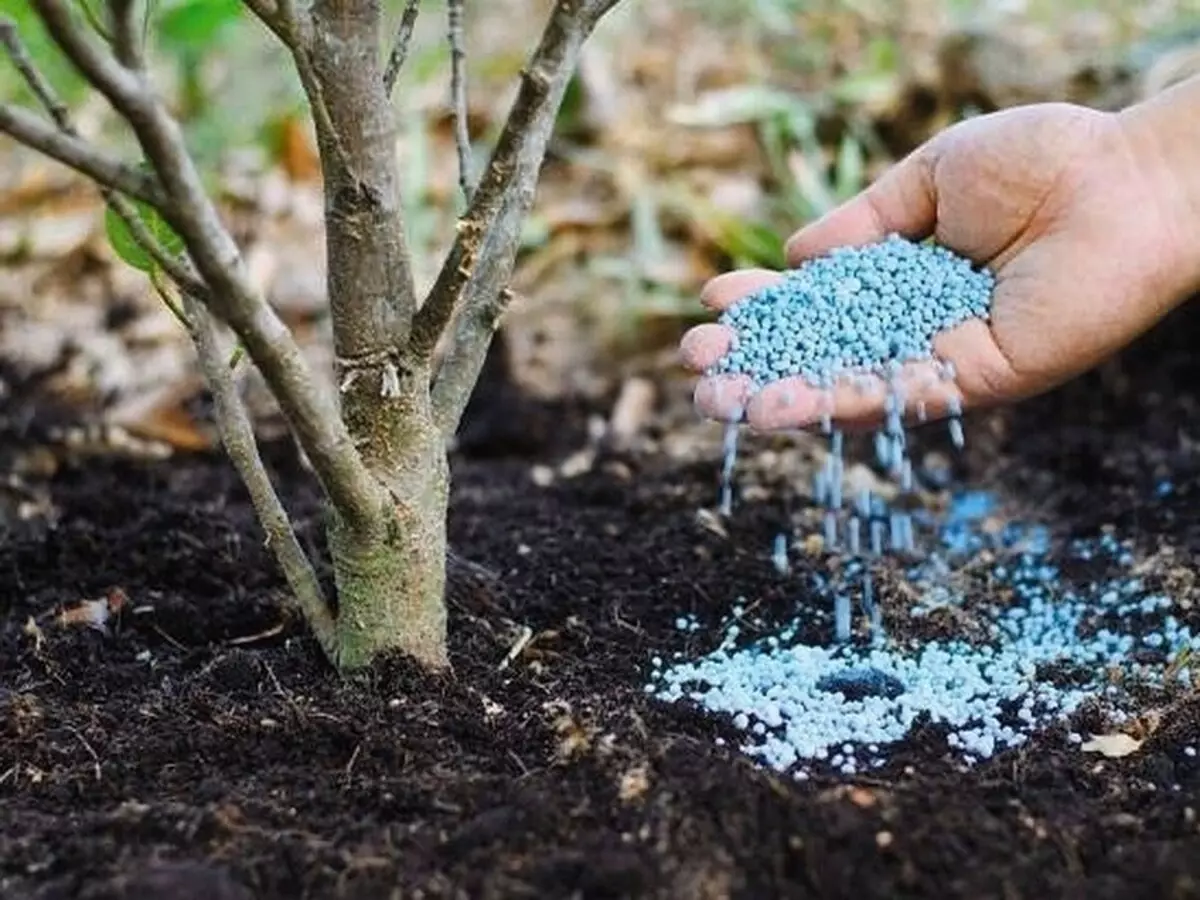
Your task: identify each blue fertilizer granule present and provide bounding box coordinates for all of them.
[649,490,1197,779]
[710,234,995,388]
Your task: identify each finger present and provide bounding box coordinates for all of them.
[699,269,784,312]
[694,373,755,423]
[744,361,965,432]
[743,378,827,432]
[679,323,735,372]
[785,149,938,266]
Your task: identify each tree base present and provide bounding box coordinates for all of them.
[327,482,450,673]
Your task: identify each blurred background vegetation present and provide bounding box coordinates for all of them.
[3,0,1200,433]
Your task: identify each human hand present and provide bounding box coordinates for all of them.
[680,100,1200,431]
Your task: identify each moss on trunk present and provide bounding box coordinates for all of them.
[327,413,451,673]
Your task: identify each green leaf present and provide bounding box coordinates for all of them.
[105,206,156,272]
[104,198,185,273]
[157,0,242,47]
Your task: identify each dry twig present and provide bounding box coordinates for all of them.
[448,0,474,204]
[383,0,420,96]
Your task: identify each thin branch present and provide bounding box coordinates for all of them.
[112,195,209,293]
[383,0,420,97]
[74,0,113,43]
[29,1,143,103]
[448,0,474,204]
[235,4,356,184]
[178,285,338,659]
[411,0,601,361]
[243,2,357,219]
[240,0,305,47]
[1,17,164,219]
[240,0,288,42]
[1,19,200,293]
[0,102,167,207]
[107,0,143,70]
[415,0,622,434]
[2,13,336,651]
[581,0,624,18]
[0,18,69,123]
[27,0,386,532]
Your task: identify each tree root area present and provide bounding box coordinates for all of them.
[6,307,1200,899]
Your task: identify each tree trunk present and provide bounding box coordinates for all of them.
[326,410,451,672]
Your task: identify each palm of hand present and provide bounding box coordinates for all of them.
[682,104,1188,430]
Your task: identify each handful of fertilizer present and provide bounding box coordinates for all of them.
[708,235,1000,630]
[709,234,995,390]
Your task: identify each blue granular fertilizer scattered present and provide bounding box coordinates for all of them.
[710,234,995,387]
[648,490,1197,779]
[680,236,1188,780]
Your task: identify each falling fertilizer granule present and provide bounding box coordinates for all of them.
[653,236,1192,780]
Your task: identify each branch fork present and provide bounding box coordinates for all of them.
[0,0,625,671]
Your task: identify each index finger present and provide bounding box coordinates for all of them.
[700,269,784,313]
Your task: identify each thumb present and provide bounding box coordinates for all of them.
[784,146,939,266]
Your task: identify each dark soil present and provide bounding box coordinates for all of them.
[5,306,1200,900]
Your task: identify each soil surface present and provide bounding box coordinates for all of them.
[5,305,1200,900]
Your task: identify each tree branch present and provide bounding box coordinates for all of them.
[181,287,338,658]
[581,0,624,18]
[416,0,621,434]
[447,0,473,204]
[113,193,211,294]
[26,0,387,533]
[106,0,143,70]
[241,0,354,181]
[240,0,288,43]
[383,0,420,97]
[0,101,167,207]
[3,14,337,651]
[2,17,203,294]
[0,18,66,120]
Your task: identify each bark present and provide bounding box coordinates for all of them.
[301,0,424,485]
[245,0,449,671]
[328,421,449,671]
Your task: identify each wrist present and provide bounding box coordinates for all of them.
[1117,74,1200,303]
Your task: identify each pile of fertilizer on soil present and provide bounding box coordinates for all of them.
[649,491,1198,778]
